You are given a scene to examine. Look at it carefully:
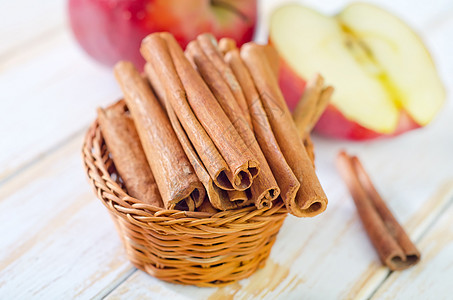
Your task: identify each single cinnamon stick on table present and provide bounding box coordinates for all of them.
[97,101,163,208]
[159,33,260,191]
[186,40,279,209]
[225,49,300,210]
[336,151,420,271]
[114,61,205,211]
[197,34,252,128]
[241,43,328,217]
[144,62,239,211]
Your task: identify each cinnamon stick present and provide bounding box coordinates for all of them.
[293,74,325,136]
[196,34,252,128]
[309,86,333,132]
[140,34,235,191]
[97,101,163,208]
[197,196,219,214]
[293,73,333,137]
[227,190,248,205]
[303,136,316,165]
[114,61,205,211]
[225,49,300,210]
[241,43,328,217]
[218,37,237,55]
[336,151,420,271]
[150,33,259,191]
[186,40,279,209]
[143,62,240,211]
[254,44,280,80]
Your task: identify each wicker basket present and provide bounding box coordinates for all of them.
[82,120,292,286]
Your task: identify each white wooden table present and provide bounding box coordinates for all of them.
[1,0,452,299]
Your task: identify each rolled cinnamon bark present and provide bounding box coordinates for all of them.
[337,152,420,270]
[241,43,328,217]
[254,44,280,80]
[140,35,235,191]
[218,37,237,55]
[114,61,205,211]
[303,136,316,166]
[293,74,333,137]
[197,196,219,214]
[186,40,279,209]
[225,49,300,209]
[147,33,259,191]
[144,63,240,211]
[97,102,163,208]
[293,74,325,136]
[196,34,252,128]
[227,190,248,205]
[308,86,333,133]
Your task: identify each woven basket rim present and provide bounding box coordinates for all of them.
[82,119,288,223]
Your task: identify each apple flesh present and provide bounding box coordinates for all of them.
[69,0,257,68]
[270,3,445,140]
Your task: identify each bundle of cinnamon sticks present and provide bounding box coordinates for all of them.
[97,32,331,217]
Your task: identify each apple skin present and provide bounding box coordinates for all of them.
[314,105,421,140]
[68,0,257,68]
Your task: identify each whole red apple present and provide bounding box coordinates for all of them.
[68,0,257,68]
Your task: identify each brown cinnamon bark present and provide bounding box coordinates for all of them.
[186,40,279,209]
[140,34,235,191]
[293,74,325,136]
[196,34,252,128]
[336,152,420,271]
[197,196,219,214]
[148,33,259,191]
[97,102,163,208]
[308,86,333,133]
[293,73,333,137]
[114,61,205,211]
[254,44,280,80]
[241,43,328,217]
[227,190,248,205]
[225,49,300,209]
[218,37,237,55]
[143,62,240,211]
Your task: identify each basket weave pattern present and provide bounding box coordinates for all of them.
[82,120,289,286]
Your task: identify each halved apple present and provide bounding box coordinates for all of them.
[270,3,445,140]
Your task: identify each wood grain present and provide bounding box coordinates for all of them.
[0,29,120,182]
[371,197,453,300]
[0,135,134,299]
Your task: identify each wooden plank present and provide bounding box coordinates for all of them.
[0,28,121,182]
[0,134,134,299]
[0,0,65,57]
[371,201,453,299]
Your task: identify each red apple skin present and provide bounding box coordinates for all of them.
[314,104,421,140]
[68,0,257,68]
[278,58,306,111]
